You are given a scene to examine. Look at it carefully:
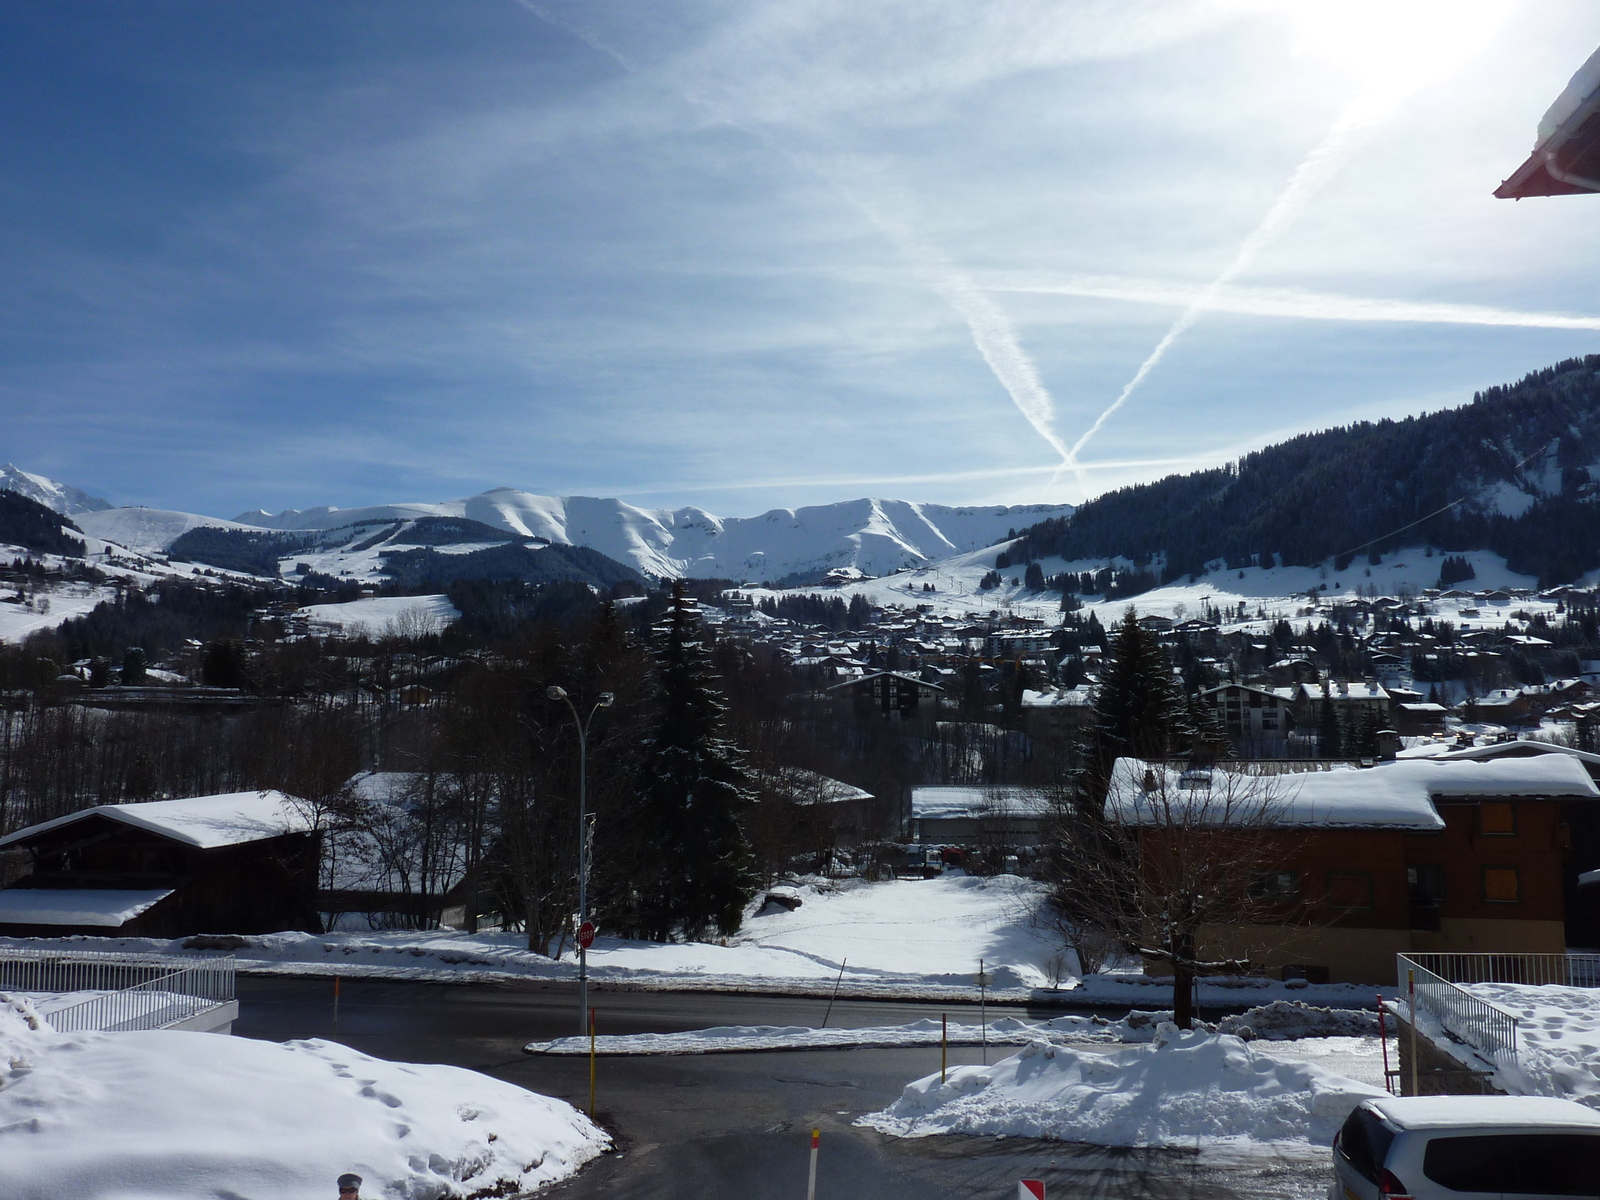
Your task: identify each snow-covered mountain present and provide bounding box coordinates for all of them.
[0,464,110,517]
[236,489,1073,582]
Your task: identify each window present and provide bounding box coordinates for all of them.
[1326,871,1375,910]
[1483,866,1521,904]
[1249,870,1299,900]
[1479,802,1517,835]
[1336,1107,1396,1185]
[1407,863,1445,905]
[1423,1133,1600,1196]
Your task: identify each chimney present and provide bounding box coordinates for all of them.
[1338,679,1349,697]
[1376,729,1398,761]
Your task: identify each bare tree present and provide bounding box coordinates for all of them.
[1043,759,1311,1028]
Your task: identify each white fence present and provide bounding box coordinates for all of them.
[1396,952,1600,1067]
[0,948,235,1033]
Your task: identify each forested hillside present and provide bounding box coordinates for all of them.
[0,491,85,557]
[1010,356,1600,586]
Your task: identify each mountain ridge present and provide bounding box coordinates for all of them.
[1006,354,1600,589]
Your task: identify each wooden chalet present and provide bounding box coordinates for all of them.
[0,792,321,938]
[1107,754,1600,983]
[827,670,943,720]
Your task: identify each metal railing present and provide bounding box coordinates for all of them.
[1401,952,1600,989]
[1398,953,1522,1065]
[0,948,234,1033]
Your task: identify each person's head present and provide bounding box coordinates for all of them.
[337,1172,362,1199]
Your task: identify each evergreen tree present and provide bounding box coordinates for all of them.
[623,582,758,942]
[1089,610,1186,795]
[121,646,147,685]
[1317,694,1342,757]
[1024,561,1046,591]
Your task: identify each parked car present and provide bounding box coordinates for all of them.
[1333,1096,1600,1200]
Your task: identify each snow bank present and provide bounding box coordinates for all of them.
[860,1022,1385,1150]
[0,991,607,1200]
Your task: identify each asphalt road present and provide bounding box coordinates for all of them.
[235,976,1334,1200]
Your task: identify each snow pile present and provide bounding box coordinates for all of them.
[1219,1001,1381,1041]
[0,992,607,1200]
[860,1022,1386,1150]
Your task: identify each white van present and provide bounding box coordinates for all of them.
[1333,1096,1600,1200]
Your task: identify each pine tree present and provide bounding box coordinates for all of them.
[1088,610,1186,797]
[625,582,758,942]
[1317,693,1342,757]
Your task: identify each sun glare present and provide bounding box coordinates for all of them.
[1277,0,1514,94]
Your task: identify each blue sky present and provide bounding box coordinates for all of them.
[5,0,1600,519]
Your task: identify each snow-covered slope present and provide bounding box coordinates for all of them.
[0,464,109,517]
[240,489,1072,582]
[74,507,260,556]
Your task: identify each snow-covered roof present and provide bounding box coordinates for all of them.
[1370,1095,1600,1132]
[912,786,1055,820]
[754,767,873,804]
[1106,755,1599,831]
[1021,686,1093,708]
[0,791,314,850]
[1430,739,1600,767]
[0,887,174,927]
[1297,682,1388,701]
[826,670,942,692]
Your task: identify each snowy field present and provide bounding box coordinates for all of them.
[0,875,1391,1007]
[299,593,461,637]
[0,992,607,1200]
[859,1022,1385,1154]
[0,581,115,643]
[741,540,1566,639]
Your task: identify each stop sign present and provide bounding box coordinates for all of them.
[578,921,595,949]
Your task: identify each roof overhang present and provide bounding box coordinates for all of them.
[1497,46,1600,198]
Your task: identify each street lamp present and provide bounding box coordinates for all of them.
[546,685,614,1034]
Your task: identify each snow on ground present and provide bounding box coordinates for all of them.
[0,991,607,1200]
[0,581,115,643]
[733,874,1054,988]
[767,540,1549,636]
[1438,982,1600,1107]
[0,876,1391,1005]
[299,593,461,636]
[858,1022,1385,1153]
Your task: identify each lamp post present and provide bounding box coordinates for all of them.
[546,685,614,1034]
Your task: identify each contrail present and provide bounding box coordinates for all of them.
[1059,89,1409,488]
[512,2,1077,474]
[988,272,1600,332]
[806,160,1075,466]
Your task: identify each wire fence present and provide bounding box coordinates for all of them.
[0,948,235,1033]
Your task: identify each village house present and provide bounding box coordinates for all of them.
[0,791,321,938]
[1293,679,1391,729]
[1106,754,1600,983]
[910,785,1055,850]
[826,670,944,721]
[1200,683,1295,747]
